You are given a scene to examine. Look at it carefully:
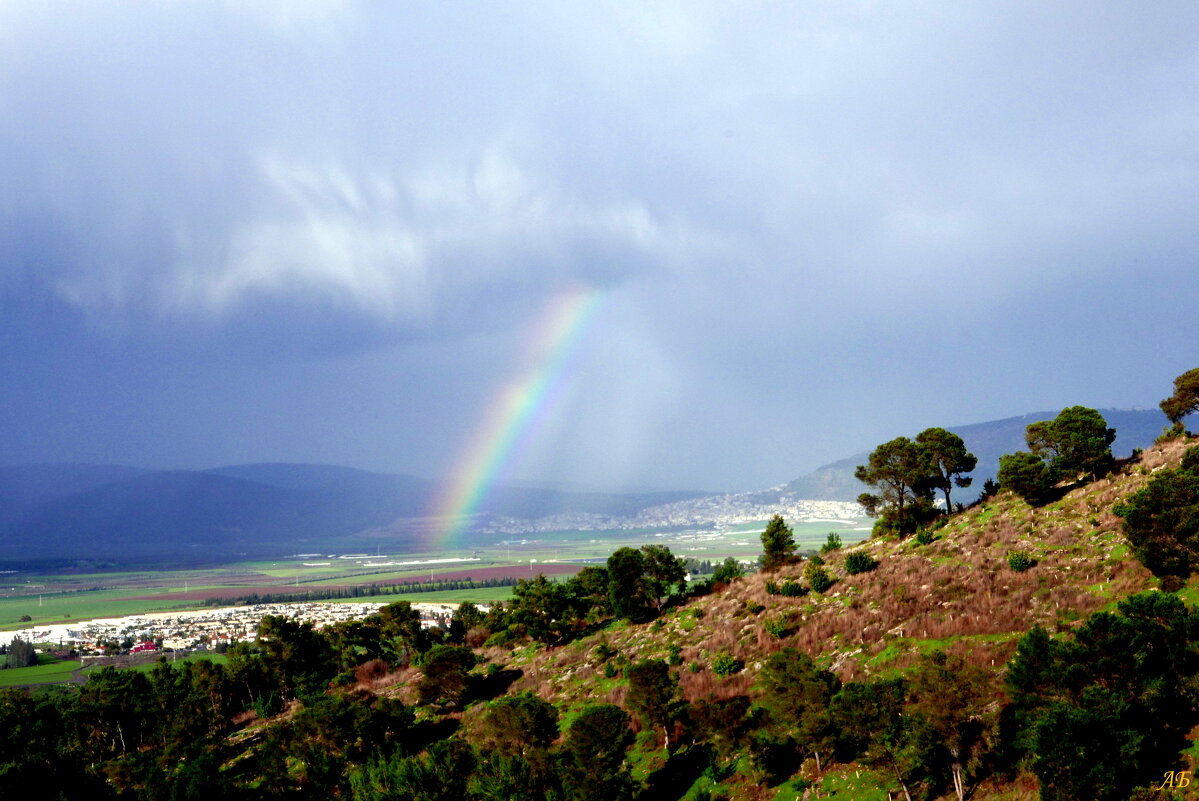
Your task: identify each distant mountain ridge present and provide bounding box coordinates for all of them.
[784,408,1176,501]
[0,462,706,563]
[0,408,1181,563]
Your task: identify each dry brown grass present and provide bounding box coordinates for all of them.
[495,438,1198,713]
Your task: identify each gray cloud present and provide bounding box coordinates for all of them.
[1,2,1196,489]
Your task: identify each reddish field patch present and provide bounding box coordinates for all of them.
[132,562,580,601]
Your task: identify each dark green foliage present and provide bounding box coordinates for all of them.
[447,601,484,644]
[560,704,635,801]
[281,692,414,792]
[474,692,558,758]
[606,546,648,620]
[998,450,1053,504]
[374,600,432,653]
[351,738,476,801]
[916,427,977,513]
[417,645,477,710]
[914,527,935,545]
[831,677,931,801]
[1027,406,1117,482]
[805,562,834,593]
[710,556,744,583]
[1117,447,1199,578]
[640,544,688,612]
[257,614,339,700]
[844,551,878,575]
[1006,592,1199,801]
[780,578,807,597]
[510,573,572,643]
[625,658,684,749]
[599,545,687,621]
[712,651,744,677]
[764,579,779,595]
[691,695,754,763]
[757,647,841,772]
[759,514,797,571]
[904,650,994,801]
[821,532,842,553]
[855,436,939,536]
[1161,367,1199,425]
[1007,550,1035,572]
[566,564,613,619]
[470,750,562,800]
[2,635,36,668]
[1000,407,1116,504]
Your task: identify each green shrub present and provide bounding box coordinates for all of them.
[780,579,807,597]
[806,564,834,593]
[1008,551,1035,572]
[667,644,683,666]
[744,600,765,614]
[712,651,744,677]
[603,661,619,679]
[844,551,878,575]
[914,528,935,545]
[764,617,792,639]
[711,557,744,583]
[689,661,702,673]
[821,532,842,553]
[764,580,780,595]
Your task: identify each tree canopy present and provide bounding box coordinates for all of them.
[915,427,977,513]
[1116,445,1199,578]
[759,514,797,571]
[855,435,938,535]
[1161,367,1199,426]
[999,406,1115,503]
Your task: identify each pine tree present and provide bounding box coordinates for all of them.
[760,514,797,571]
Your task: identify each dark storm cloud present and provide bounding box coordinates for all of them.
[1,2,1196,489]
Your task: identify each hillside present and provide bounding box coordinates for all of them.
[470,436,1194,799]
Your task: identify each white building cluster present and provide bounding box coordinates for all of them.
[1,601,461,655]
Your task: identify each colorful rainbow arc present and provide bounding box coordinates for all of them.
[432,286,604,548]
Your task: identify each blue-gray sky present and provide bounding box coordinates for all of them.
[1,2,1196,491]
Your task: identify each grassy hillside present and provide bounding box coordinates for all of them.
[471,436,1194,799]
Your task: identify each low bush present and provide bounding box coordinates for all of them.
[712,651,744,677]
[1008,551,1035,572]
[806,564,834,593]
[844,552,879,575]
[780,579,807,597]
[764,617,792,639]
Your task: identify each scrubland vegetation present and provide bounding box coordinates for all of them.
[3,370,1199,800]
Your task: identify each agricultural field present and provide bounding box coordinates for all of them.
[0,652,83,687]
[0,515,870,631]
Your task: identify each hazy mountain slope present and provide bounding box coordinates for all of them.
[0,471,341,561]
[0,463,149,524]
[785,407,1175,501]
[0,462,707,562]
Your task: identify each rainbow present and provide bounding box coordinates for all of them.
[431,286,605,548]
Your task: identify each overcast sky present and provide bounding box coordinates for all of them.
[1,2,1196,492]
